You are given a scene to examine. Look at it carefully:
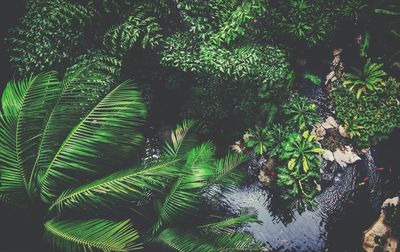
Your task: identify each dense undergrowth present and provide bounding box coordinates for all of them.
[1,0,400,251]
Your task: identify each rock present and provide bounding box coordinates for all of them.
[243,132,252,141]
[361,147,370,154]
[322,122,334,129]
[258,170,272,186]
[262,157,277,173]
[321,116,338,129]
[259,157,277,186]
[230,141,244,153]
[338,125,349,138]
[363,197,399,252]
[333,146,361,168]
[382,197,400,208]
[311,123,326,140]
[230,143,242,153]
[333,48,343,56]
[322,149,334,161]
[325,71,335,85]
[326,116,339,128]
[316,125,326,139]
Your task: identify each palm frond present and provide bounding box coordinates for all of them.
[157,228,262,252]
[197,211,260,234]
[0,72,60,203]
[210,232,262,251]
[151,179,199,235]
[38,80,146,202]
[44,218,142,252]
[208,152,248,190]
[30,61,119,190]
[156,228,216,252]
[50,159,181,213]
[163,119,199,158]
[151,142,216,235]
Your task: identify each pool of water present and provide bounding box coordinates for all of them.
[218,148,383,251]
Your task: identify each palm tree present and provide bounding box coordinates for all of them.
[0,69,261,251]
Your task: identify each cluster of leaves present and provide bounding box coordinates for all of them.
[333,69,400,148]
[161,32,291,134]
[161,34,291,98]
[264,0,343,47]
[244,95,322,199]
[244,124,289,156]
[210,0,266,45]
[283,95,320,130]
[0,70,261,251]
[6,0,298,140]
[103,4,163,56]
[343,58,387,99]
[277,131,323,199]
[7,0,97,76]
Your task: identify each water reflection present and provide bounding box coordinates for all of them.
[220,182,327,251]
[217,148,383,251]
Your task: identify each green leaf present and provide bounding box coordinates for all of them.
[151,143,216,234]
[157,228,262,252]
[360,32,370,57]
[0,72,60,204]
[208,152,247,190]
[288,159,296,170]
[303,158,309,173]
[303,72,321,85]
[38,80,146,202]
[44,218,141,252]
[163,120,199,158]
[50,159,181,213]
[197,212,260,234]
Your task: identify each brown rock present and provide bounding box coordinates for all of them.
[363,197,399,252]
[322,149,334,162]
[339,125,349,138]
[333,48,343,56]
[258,170,272,186]
[262,157,277,173]
[259,157,277,186]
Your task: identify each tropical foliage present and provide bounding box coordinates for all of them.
[244,124,289,157]
[6,0,96,76]
[343,58,386,98]
[2,0,400,249]
[0,70,260,251]
[275,131,323,199]
[333,76,400,148]
[244,94,322,199]
[283,95,320,130]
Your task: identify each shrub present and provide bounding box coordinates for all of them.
[265,0,340,47]
[244,123,289,157]
[283,95,320,131]
[343,59,387,99]
[332,77,400,148]
[6,0,96,76]
[276,131,323,199]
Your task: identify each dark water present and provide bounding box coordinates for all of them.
[216,58,385,251]
[218,150,383,251]
[140,69,387,251]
